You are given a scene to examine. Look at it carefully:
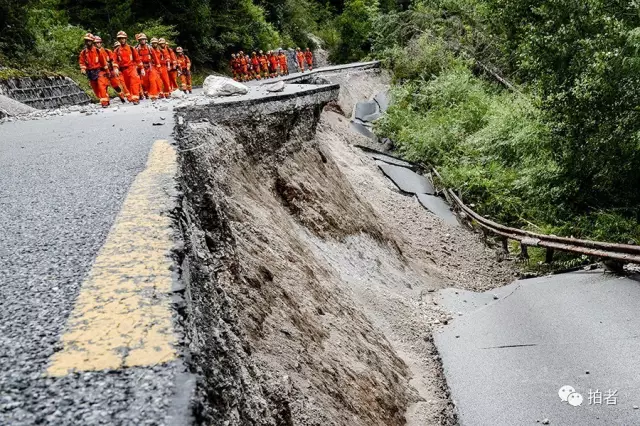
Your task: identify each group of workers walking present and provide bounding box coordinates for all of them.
[78,31,192,107]
[80,30,317,107]
[230,47,314,82]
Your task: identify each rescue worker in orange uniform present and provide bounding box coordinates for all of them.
[268,51,278,78]
[305,47,314,71]
[112,31,143,104]
[78,33,110,107]
[230,53,239,81]
[238,51,249,82]
[93,35,126,103]
[246,54,253,80]
[250,52,261,80]
[258,50,269,79]
[94,36,127,104]
[111,41,131,100]
[160,39,179,91]
[148,38,165,96]
[154,38,173,98]
[295,47,305,73]
[133,34,147,99]
[135,33,160,101]
[175,47,192,93]
[278,49,289,76]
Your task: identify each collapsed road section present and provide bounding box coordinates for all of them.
[173,66,515,425]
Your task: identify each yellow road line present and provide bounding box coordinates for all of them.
[48,140,178,376]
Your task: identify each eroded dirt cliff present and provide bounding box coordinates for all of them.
[174,71,513,425]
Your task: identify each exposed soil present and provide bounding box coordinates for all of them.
[175,69,516,425]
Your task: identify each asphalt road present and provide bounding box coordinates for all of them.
[434,270,640,425]
[0,99,191,425]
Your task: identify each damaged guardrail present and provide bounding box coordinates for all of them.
[433,169,640,265]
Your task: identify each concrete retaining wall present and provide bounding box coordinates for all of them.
[0,76,90,110]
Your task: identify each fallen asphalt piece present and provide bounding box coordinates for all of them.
[434,270,640,425]
[377,161,434,195]
[364,150,416,170]
[355,100,379,122]
[374,91,390,112]
[416,193,459,226]
[362,111,383,122]
[350,120,377,140]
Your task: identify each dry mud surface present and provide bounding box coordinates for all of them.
[175,70,515,425]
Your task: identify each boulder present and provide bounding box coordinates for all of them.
[171,89,187,99]
[266,81,285,93]
[0,94,37,117]
[203,76,249,97]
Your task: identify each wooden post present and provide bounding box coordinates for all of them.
[520,243,529,259]
[545,248,554,264]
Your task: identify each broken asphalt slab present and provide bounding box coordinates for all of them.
[377,161,435,195]
[434,270,640,425]
[354,100,379,122]
[350,121,377,140]
[416,193,459,226]
[364,150,416,170]
[374,91,390,112]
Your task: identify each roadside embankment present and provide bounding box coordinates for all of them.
[0,76,90,109]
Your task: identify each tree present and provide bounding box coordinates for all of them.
[0,0,34,61]
[333,0,379,62]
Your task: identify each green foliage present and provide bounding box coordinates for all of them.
[374,0,640,245]
[0,0,33,61]
[331,0,380,62]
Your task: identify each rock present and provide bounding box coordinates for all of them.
[0,95,37,117]
[159,106,169,111]
[203,75,249,97]
[171,89,187,99]
[634,405,639,409]
[266,81,285,93]
[542,419,550,424]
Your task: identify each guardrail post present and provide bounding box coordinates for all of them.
[501,237,509,253]
[545,248,554,264]
[520,243,529,259]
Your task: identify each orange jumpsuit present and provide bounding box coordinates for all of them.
[136,44,160,100]
[278,53,288,75]
[230,58,237,80]
[168,48,179,91]
[296,51,305,72]
[239,56,249,81]
[102,48,128,102]
[112,44,142,103]
[156,46,173,97]
[251,55,261,80]
[268,54,278,77]
[259,55,269,78]
[176,54,192,92]
[305,51,313,70]
[78,45,110,106]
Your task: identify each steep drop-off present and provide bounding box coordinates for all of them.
[173,70,513,425]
